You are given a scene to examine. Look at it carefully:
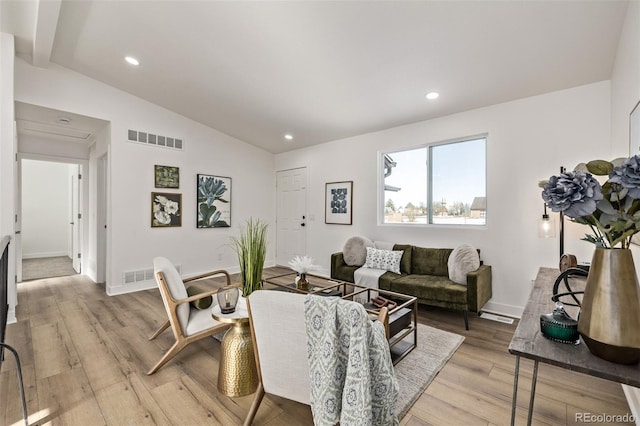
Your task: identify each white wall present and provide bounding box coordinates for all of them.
[611,0,640,158]
[21,159,72,258]
[0,32,16,323]
[609,1,640,418]
[275,81,611,317]
[19,133,90,160]
[14,57,276,295]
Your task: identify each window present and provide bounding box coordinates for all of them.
[382,136,486,225]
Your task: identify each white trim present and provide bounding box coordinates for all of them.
[22,252,69,259]
[480,300,524,319]
[622,385,640,425]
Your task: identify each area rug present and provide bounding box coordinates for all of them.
[213,322,464,420]
[394,323,465,419]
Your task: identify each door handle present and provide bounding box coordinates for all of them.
[301,223,305,227]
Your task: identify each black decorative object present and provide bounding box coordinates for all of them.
[540,302,579,344]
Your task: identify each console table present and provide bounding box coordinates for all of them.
[509,267,640,425]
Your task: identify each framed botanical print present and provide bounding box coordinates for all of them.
[325,181,353,225]
[152,192,181,227]
[154,165,179,188]
[197,174,231,228]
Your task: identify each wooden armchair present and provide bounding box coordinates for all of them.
[147,256,231,375]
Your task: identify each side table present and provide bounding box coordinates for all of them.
[212,297,258,397]
[509,267,640,425]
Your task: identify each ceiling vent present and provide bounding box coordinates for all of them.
[128,129,183,151]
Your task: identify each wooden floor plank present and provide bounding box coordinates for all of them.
[95,373,172,426]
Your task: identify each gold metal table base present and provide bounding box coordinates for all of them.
[217,322,258,397]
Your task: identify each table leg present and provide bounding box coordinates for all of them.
[217,322,258,397]
[527,360,539,426]
[511,356,520,426]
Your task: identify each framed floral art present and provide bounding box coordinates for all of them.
[197,174,231,228]
[151,192,182,227]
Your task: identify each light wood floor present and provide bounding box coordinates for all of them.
[0,268,632,425]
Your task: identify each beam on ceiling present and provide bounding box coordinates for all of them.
[32,0,61,67]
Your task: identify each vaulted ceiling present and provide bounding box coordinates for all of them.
[1,0,629,153]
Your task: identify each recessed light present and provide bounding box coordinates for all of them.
[284,134,293,141]
[125,56,140,66]
[426,92,439,100]
[57,117,72,125]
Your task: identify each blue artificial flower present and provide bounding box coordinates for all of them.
[608,154,640,198]
[541,171,603,219]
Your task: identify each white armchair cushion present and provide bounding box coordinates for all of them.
[185,307,224,336]
[248,290,311,405]
[154,257,190,330]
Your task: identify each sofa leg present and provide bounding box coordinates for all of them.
[463,310,469,330]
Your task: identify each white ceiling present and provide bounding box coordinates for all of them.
[2,0,630,153]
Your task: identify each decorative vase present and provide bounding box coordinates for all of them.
[578,247,640,364]
[296,273,309,291]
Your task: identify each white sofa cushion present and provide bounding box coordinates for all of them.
[364,247,402,274]
[447,244,480,285]
[343,236,374,266]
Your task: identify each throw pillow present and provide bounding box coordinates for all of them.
[448,244,480,285]
[343,236,374,266]
[364,247,403,274]
[186,284,213,310]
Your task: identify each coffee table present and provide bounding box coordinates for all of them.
[262,272,418,364]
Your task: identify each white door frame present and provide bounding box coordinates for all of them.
[17,153,89,281]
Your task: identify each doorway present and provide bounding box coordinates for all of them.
[18,159,82,281]
[276,167,308,266]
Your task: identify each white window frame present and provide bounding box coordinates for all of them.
[378,134,487,227]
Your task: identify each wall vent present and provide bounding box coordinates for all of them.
[123,265,181,284]
[128,129,183,151]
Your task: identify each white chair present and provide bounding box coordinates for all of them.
[147,256,231,375]
[244,290,389,425]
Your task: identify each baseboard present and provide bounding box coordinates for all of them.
[23,251,69,259]
[622,385,640,425]
[7,305,16,324]
[480,300,523,319]
[107,280,157,296]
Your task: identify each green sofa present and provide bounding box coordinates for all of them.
[331,244,492,329]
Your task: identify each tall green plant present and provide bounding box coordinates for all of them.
[230,218,268,296]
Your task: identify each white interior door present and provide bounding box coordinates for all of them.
[276,168,307,266]
[15,129,22,283]
[71,168,81,273]
[96,155,107,283]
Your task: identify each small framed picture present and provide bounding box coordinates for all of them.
[154,165,179,189]
[152,192,182,227]
[197,174,231,228]
[631,100,640,156]
[325,181,353,225]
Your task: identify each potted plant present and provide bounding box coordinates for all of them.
[288,255,320,291]
[230,218,268,297]
[540,155,640,363]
